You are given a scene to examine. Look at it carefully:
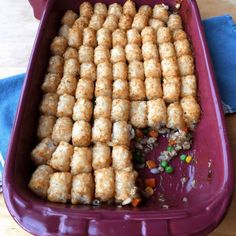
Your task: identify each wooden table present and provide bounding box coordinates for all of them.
[0,0,235,235]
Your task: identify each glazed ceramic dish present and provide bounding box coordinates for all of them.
[3,0,233,235]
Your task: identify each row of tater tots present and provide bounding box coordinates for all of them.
[29,0,201,205]
[30,1,143,205]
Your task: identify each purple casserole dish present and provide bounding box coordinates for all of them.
[3,0,233,235]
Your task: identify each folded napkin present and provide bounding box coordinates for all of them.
[0,15,236,186]
[0,74,25,189]
[203,15,236,113]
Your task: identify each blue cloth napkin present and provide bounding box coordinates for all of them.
[0,74,25,176]
[0,15,236,182]
[203,15,236,113]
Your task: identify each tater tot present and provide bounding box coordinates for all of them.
[41,73,61,93]
[51,117,73,144]
[112,29,127,47]
[172,29,187,41]
[71,173,94,204]
[157,27,172,44]
[103,15,119,32]
[94,96,112,119]
[167,14,183,31]
[161,57,179,77]
[125,44,142,62]
[112,79,129,99]
[115,170,138,203]
[31,138,57,166]
[47,55,64,74]
[144,59,161,78]
[58,25,69,39]
[123,0,136,17]
[177,55,194,76]
[92,143,111,170]
[37,115,56,140]
[63,58,80,76]
[97,28,112,48]
[129,78,146,101]
[180,96,201,129]
[132,13,148,32]
[112,121,130,146]
[108,3,123,18]
[95,77,112,97]
[163,77,181,103]
[80,62,96,81]
[50,36,68,56]
[61,10,78,27]
[83,27,97,47]
[89,14,105,31]
[112,146,132,170]
[128,61,144,80]
[63,47,78,60]
[127,29,142,46]
[111,99,130,122]
[110,46,126,64]
[80,2,93,19]
[57,94,75,117]
[48,141,73,172]
[142,42,159,61]
[76,78,94,100]
[118,15,133,31]
[174,39,191,57]
[167,102,185,130]
[94,3,107,18]
[94,167,115,201]
[139,5,152,17]
[148,18,165,31]
[40,93,58,116]
[78,45,94,63]
[70,147,92,174]
[73,16,89,30]
[130,101,147,128]
[57,74,77,96]
[28,165,54,198]
[181,75,197,97]
[73,98,93,122]
[159,42,176,60]
[68,27,82,49]
[113,62,128,80]
[153,4,169,22]
[141,26,156,44]
[97,62,113,80]
[145,77,163,100]
[147,99,167,129]
[47,172,72,203]
[92,118,112,143]
[72,121,91,147]
[94,45,110,65]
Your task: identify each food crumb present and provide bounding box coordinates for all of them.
[191,180,196,188]
[182,197,188,203]
[92,199,101,206]
[181,177,187,184]
[150,167,159,174]
[158,194,166,202]
[175,3,181,9]
[162,204,169,209]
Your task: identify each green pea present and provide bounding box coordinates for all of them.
[167,146,174,152]
[165,166,174,174]
[160,161,168,168]
[180,154,187,161]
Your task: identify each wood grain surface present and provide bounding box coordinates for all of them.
[0,0,235,235]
